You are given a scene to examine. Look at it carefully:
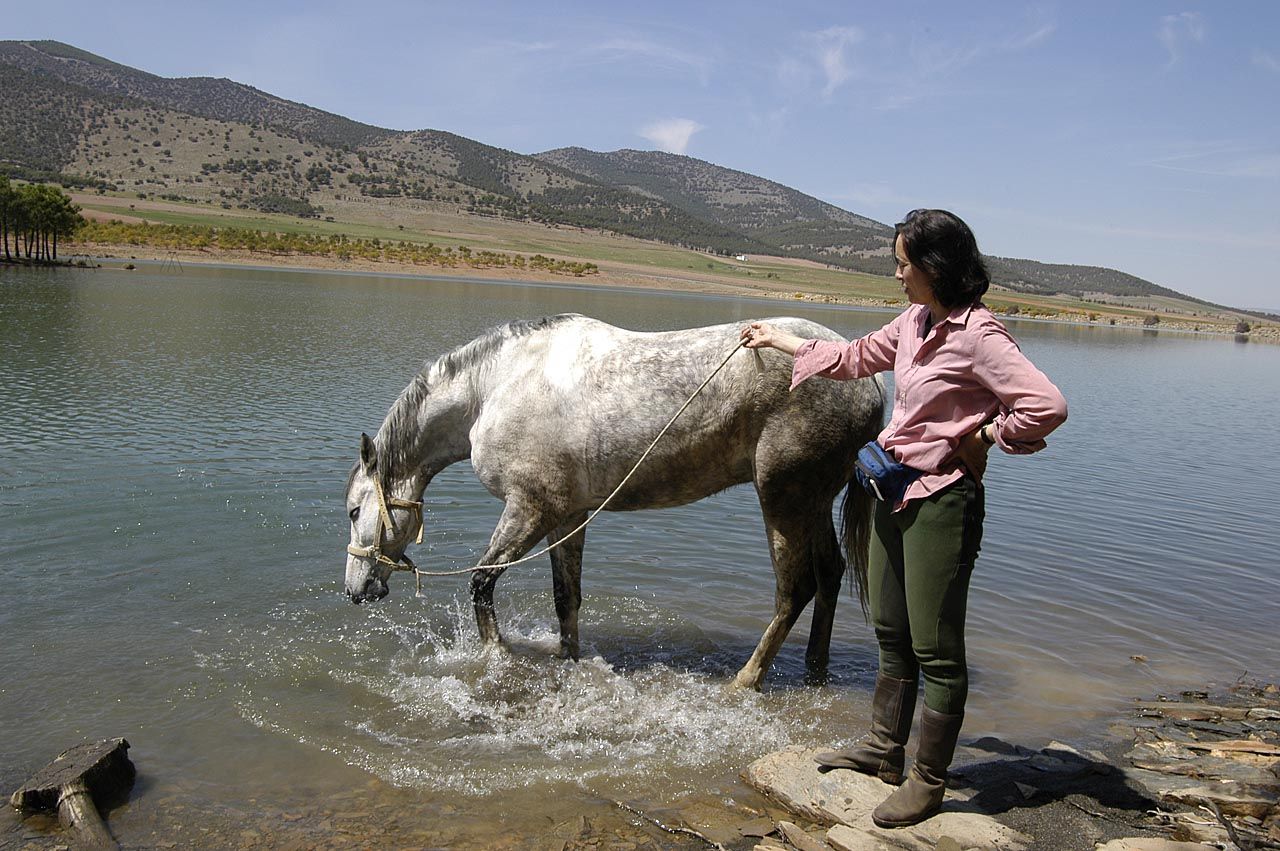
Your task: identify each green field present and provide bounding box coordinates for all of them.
[70,191,1268,333]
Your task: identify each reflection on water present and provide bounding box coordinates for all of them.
[2,262,1278,844]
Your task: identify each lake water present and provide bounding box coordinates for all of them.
[2,262,1277,847]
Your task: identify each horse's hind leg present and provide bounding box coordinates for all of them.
[471,498,554,645]
[804,510,845,685]
[547,513,587,660]
[732,503,819,690]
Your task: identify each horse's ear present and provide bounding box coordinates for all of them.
[360,433,377,473]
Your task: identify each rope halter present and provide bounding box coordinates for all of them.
[346,474,425,591]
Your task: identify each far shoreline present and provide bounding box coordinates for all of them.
[31,242,1280,344]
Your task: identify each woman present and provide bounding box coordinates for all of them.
[740,209,1067,828]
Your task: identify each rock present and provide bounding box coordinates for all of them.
[968,736,1026,756]
[1134,702,1249,721]
[777,820,834,851]
[1156,784,1275,821]
[1045,741,1088,759]
[1181,739,1280,756]
[1092,840,1218,850]
[1028,753,1072,771]
[1124,680,1280,848]
[738,817,778,838]
[744,746,1030,851]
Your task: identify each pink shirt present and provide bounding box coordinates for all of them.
[791,302,1067,507]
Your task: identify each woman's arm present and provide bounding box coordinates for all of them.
[971,328,1068,454]
[741,317,902,388]
[740,322,805,354]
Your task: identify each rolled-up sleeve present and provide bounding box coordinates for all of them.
[790,316,901,390]
[971,328,1067,454]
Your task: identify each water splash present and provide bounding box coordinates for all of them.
[210,597,835,798]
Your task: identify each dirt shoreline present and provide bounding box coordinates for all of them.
[53,242,1280,343]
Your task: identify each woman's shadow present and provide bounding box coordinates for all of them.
[946,736,1162,838]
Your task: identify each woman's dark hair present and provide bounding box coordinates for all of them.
[894,209,990,308]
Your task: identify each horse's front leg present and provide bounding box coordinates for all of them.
[547,514,587,660]
[470,498,551,645]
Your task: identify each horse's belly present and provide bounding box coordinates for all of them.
[585,442,753,511]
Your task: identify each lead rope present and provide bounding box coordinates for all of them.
[402,339,750,589]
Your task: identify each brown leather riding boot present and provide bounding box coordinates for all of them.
[814,673,918,784]
[871,706,963,828]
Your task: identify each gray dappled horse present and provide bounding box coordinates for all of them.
[344,314,883,689]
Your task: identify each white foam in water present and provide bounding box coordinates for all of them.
[214,595,836,798]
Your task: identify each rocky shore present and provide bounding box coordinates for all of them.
[739,680,1279,851]
[5,682,1276,849]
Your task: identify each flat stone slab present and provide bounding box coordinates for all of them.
[743,746,1030,851]
[1094,841,1218,851]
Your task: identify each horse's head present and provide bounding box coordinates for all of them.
[344,433,423,603]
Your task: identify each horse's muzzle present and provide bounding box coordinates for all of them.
[347,576,389,604]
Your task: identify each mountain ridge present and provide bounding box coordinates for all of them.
[0,39,1196,304]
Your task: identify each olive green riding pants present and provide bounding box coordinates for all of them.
[868,476,985,715]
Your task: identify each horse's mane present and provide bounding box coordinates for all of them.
[427,313,577,385]
[374,314,578,479]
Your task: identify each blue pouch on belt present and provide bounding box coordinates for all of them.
[854,441,922,503]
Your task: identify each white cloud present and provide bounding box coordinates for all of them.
[591,38,712,83]
[1157,12,1205,67]
[812,26,862,97]
[1253,49,1280,73]
[1005,23,1057,51]
[1149,148,1280,179]
[639,118,704,154]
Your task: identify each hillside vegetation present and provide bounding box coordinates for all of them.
[0,38,1232,308]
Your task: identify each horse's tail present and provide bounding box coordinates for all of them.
[840,375,885,622]
[840,477,873,622]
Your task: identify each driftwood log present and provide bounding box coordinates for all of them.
[10,737,135,849]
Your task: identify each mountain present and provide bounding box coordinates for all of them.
[536,146,892,272]
[0,39,390,149]
[0,39,1185,301]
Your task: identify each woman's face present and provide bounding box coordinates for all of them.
[894,234,940,312]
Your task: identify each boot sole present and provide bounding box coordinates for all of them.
[871,804,942,829]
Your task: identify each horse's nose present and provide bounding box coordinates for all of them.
[348,576,388,604]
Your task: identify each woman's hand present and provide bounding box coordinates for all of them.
[740,322,805,355]
[956,426,992,480]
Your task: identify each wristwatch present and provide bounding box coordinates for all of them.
[980,424,996,445]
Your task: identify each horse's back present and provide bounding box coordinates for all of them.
[472,315,881,510]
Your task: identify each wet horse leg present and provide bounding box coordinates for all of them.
[547,513,587,660]
[732,503,819,689]
[804,510,845,685]
[470,498,553,645]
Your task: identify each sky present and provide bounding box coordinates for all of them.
[9,1,1280,308]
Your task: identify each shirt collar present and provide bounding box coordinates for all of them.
[913,302,974,335]
[940,302,974,327]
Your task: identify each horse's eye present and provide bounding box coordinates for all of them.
[348,507,359,522]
